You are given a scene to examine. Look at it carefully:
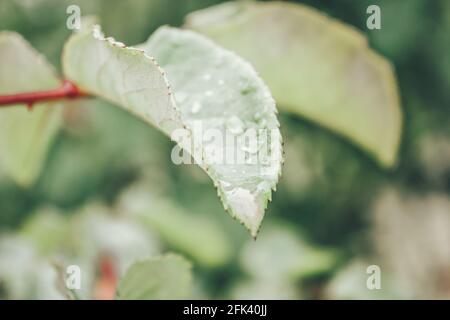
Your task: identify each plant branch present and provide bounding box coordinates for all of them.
[0,80,87,109]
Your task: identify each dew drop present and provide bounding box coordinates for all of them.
[191,102,202,114]
[226,116,245,135]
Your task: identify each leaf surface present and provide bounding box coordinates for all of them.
[63,24,283,236]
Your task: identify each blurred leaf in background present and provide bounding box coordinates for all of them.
[118,181,233,268]
[117,254,192,300]
[229,224,338,299]
[186,0,402,167]
[0,32,62,187]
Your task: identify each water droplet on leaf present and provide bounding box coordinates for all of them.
[226,116,245,135]
[191,102,202,114]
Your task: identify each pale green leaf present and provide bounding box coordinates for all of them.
[62,24,183,136]
[62,24,283,236]
[116,254,192,300]
[0,32,62,186]
[140,27,282,237]
[118,182,233,268]
[20,208,70,255]
[239,224,337,281]
[186,1,402,167]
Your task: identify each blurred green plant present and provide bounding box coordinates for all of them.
[186,0,402,167]
[117,254,192,300]
[0,32,62,186]
[0,0,448,300]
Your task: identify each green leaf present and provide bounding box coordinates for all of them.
[0,32,62,186]
[20,207,69,255]
[62,23,183,136]
[118,182,233,268]
[62,23,283,236]
[239,224,337,281]
[116,254,192,300]
[186,1,402,167]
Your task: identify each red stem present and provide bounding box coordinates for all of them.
[0,80,86,109]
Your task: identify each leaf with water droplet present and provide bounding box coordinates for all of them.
[62,24,183,137]
[190,101,202,114]
[226,116,244,135]
[63,23,283,237]
[186,1,402,168]
[0,32,62,186]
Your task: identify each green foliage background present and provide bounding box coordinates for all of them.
[0,0,449,299]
